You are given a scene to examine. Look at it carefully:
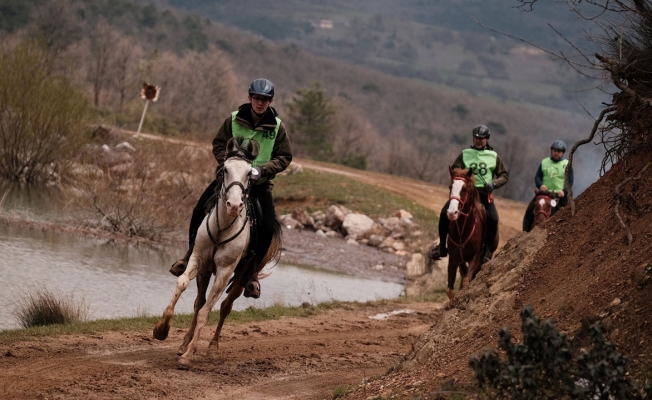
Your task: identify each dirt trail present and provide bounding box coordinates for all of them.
[126,130,527,247]
[0,301,443,399]
[295,160,526,248]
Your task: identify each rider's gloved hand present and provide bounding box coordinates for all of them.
[557,190,565,198]
[250,167,263,182]
[540,185,548,192]
[484,181,494,192]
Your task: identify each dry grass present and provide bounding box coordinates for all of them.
[13,286,89,328]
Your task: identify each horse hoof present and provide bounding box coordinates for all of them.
[178,354,192,367]
[244,279,261,298]
[446,288,455,301]
[169,260,187,277]
[153,322,169,341]
[207,342,220,359]
[176,345,187,356]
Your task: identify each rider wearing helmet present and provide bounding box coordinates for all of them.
[522,140,573,231]
[170,79,293,297]
[430,124,510,264]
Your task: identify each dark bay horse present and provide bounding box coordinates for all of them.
[153,137,282,366]
[530,191,559,231]
[445,167,497,300]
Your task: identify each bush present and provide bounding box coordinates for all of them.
[14,286,88,328]
[0,40,89,183]
[469,306,651,399]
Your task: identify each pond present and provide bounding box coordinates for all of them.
[0,181,403,331]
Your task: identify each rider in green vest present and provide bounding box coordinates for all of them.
[522,140,574,231]
[170,79,293,298]
[430,125,509,264]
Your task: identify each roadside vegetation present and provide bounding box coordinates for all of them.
[13,285,89,328]
[0,290,447,344]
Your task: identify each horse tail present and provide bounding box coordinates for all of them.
[257,218,283,272]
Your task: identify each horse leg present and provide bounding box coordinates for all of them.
[178,262,237,365]
[177,266,212,355]
[153,253,200,341]
[207,281,244,359]
[460,262,469,289]
[447,257,458,301]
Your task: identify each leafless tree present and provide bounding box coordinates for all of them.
[110,36,142,113]
[89,23,118,108]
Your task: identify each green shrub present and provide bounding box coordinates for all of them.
[14,286,89,328]
[469,306,651,399]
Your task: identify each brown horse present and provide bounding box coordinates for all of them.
[445,167,496,301]
[153,137,282,366]
[530,191,559,231]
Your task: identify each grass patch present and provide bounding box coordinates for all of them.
[13,286,89,328]
[274,168,437,226]
[330,384,352,399]
[0,295,446,344]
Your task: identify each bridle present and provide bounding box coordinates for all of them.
[533,195,553,221]
[448,176,478,253]
[206,153,254,256]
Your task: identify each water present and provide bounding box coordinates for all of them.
[0,223,403,331]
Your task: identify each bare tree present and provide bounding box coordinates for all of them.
[110,36,142,113]
[89,23,118,108]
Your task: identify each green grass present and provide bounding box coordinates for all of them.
[0,293,448,344]
[330,384,352,399]
[273,168,438,227]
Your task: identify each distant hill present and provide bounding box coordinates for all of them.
[146,0,608,115]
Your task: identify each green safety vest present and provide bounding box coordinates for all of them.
[462,148,497,188]
[230,111,281,184]
[541,157,568,192]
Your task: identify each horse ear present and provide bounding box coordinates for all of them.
[247,139,260,160]
[226,137,238,153]
[466,168,474,178]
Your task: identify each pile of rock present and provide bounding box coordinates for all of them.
[279,205,434,276]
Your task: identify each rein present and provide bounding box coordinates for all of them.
[448,176,478,257]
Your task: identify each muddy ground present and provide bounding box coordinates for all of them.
[0,300,444,399]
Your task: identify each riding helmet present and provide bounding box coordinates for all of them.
[550,140,567,152]
[472,125,491,139]
[248,78,275,98]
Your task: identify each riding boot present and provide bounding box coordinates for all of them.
[428,242,448,260]
[169,244,194,277]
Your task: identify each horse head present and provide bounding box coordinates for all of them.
[447,166,476,221]
[221,137,259,217]
[532,191,558,229]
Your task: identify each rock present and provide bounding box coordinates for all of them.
[609,298,622,307]
[406,253,426,277]
[115,142,136,152]
[363,223,391,239]
[367,234,385,247]
[325,230,343,238]
[315,230,327,238]
[279,214,304,230]
[346,238,359,246]
[292,208,315,228]
[391,242,406,251]
[395,209,413,219]
[342,213,375,238]
[324,205,349,230]
[311,210,325,223]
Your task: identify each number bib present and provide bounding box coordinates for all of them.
[462,148,497,187]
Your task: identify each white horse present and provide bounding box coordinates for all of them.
[153,137,281,366]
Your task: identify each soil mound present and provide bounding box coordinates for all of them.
[345,151,652,398]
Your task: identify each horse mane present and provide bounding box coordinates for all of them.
[451,168,483,216]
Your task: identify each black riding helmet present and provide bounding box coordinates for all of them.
[472,125,491,139]
[550,140,567,152]
[248,78,275,98]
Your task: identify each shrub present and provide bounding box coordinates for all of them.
[0,40,89,183]
[469,306,651,399]
[14,286,89,328]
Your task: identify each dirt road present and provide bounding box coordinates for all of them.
[0,301,443,399]
[295,159,526,248]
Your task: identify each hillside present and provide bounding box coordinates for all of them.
[148,0,606,115]
[0,0,605,201]
[342,151,652,398]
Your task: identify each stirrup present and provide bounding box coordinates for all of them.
[428,245,447,260]
[243,279,261,299]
